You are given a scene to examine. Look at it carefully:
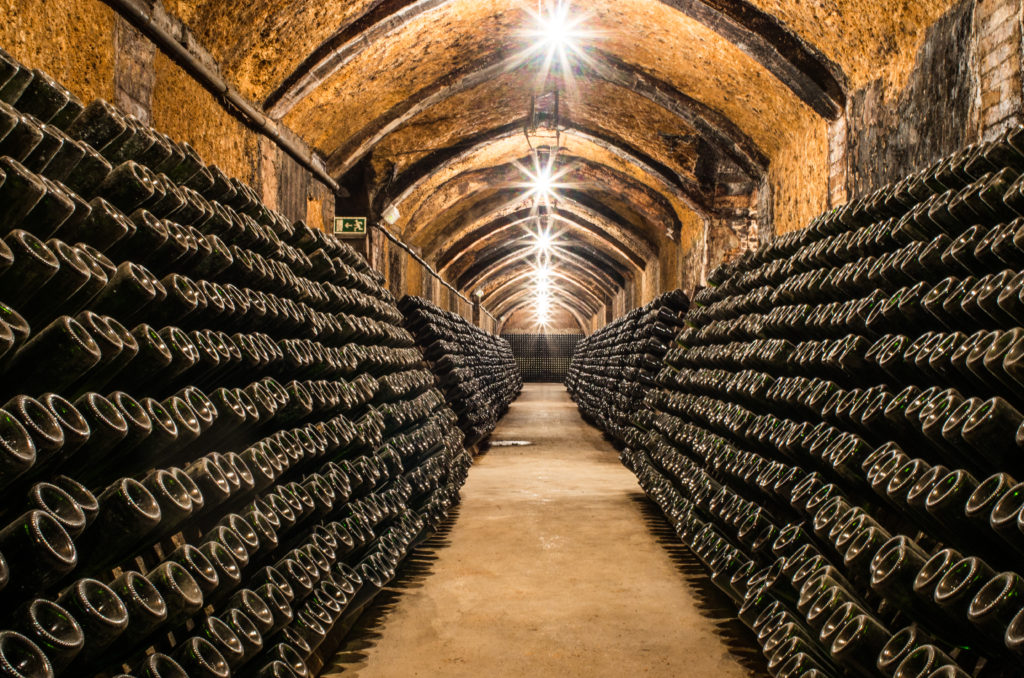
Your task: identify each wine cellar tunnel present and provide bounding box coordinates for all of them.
[1,0,1024,676]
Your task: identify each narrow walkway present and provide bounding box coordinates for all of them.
[324,383,760,677]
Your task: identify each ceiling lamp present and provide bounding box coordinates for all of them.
[535,293,552,326]
[526,1,589,68]
[531,217,557,256]
[537,2,577,54]
[519,150,567,212]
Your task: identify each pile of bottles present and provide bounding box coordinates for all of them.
[398,296,520,446]
[0,48,473,678]
[566,290,689,441]
[615,126,1024,677]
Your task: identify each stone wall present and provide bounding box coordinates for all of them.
[755,0,1024,253]
[976,0,1023,138]
[151,51,262,188]
[769,120,830,235]
[830,0,1023,202]
[366,229,487,328]
[844,0,979,195]
[501,307,582,333]
[0,0,335,228]
[0,0,115,102]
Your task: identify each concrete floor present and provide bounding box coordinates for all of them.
[323,383,763,678]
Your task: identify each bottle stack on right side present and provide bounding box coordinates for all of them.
[567,290,690,442]
[618,127,1024,677]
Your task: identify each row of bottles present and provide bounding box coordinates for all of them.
[565,290,689,441]
[398,296,521,446]
[0,47,476,678]
[579,127,1024,676]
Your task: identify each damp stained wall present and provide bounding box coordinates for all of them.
[0,0,335,229]
[0,0,116,102]
[844,0,981,195]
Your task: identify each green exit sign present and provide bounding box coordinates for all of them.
[334,217,367,237]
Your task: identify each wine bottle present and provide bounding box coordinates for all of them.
[55,578,128,667]
[77,478,161,567]
[0,510,76,600]
[0,630,54,678]
[171,636,230,678]
[198,616,245,669]
[146,561,203,626]
[12,598,83,672]
[2,315,102,396]
[25,481,87,538]
[109,570,167,648]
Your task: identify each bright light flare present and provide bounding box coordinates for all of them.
[534,228,554,254]
[534,294,552,325]
[521,1,601,99]
[514,151,574,213]
[528,216,565,259]
[532,259,557,326]
[533,262,553,284]
[532,2,582,54]
[523,2,591,67]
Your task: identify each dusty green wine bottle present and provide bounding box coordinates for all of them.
[13,598,83,673]
[147,561,204,627]
[24,241,91,326]
[65,99,127,151]
[2,315,102,396]
[76,478,161,567]
[109,570,167,648]
[0,630,54,678]
[0,157,46,229]
[0,510,77,601]
[0,111,43,162]
[55,578,128,668]
[0,230,59,300]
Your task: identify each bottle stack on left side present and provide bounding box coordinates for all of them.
[399,296,521,447]
[0,48,473,678]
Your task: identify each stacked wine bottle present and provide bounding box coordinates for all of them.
[566,290,689,442]
[398,296,521,446]
[0,48,473,678]
[611,126,1024,677]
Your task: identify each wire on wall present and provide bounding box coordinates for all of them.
[372,222,500,323]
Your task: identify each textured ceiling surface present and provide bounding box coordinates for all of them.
[166,0,958,325]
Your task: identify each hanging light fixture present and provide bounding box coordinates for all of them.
[517,149,570,213]
[518,1,597,329]
[524,1,591,76]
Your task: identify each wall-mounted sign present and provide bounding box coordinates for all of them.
[334,217,367,237]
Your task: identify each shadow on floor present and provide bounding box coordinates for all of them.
[325,491,768,678]
[629,493,770,678]
[322,510,459,675]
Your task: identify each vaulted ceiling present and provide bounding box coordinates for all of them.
[167,0,957,327]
